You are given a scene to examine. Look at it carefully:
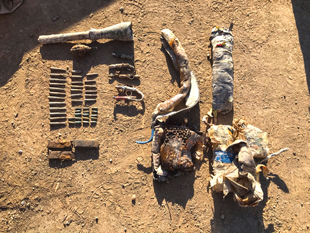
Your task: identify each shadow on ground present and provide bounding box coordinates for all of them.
[291,0,310,94]
[0,0,115,86]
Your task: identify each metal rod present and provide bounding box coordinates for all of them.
[50,122,67,125]
[49,83,66,87]
[71,75,83,78]
[50,73,66,77]
[71,82,83,85]
[49,102,66,105]
[50,117,67,120]
[86,73,98,77]
[50,67,66,72]
[48,96,65,100]
[49,107,66,111]
[71,86,83,89]
[49,78,67,82]
[49,87,65,91]
[50,92,66,96]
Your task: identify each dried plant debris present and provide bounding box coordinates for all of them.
[207,119,288,207]
[210,26,234,115]
[70,44,91,57]
[152,125,204,182]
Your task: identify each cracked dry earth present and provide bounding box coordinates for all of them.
[0,0,310,232]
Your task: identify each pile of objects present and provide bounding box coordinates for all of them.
[39,22,289,207]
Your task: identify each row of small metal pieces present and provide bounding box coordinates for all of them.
[71,73,98,106]
[68,107,98,125]
[49,67,67,126]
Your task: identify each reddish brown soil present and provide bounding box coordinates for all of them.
[0,0,310,232]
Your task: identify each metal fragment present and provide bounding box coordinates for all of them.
[50,92,66,96]
[49,83,66,87]
[50,107,66,111]
[49,87,65,91]
[49,102,66,105]
[73,139,99,148]
[49,122,67,126]
[112,53,133,60]
[72,70,82,74]
[50,112,67,116]
[48,96,65,100]
[47,140,72,149]
[50,117,67,120]
[71,82,83,85]
[86,73,98,77]
[71,86,83,89]
[50,73,66,77]
[71,89,83,92]
[71,94,83,97]
[113,85,144,102]
[49,78,67,82]
[85,94,97,97]
[109,63,134,71]
[84,80,96,84]
[48,151,75,160]
[50,67,66,72]
[71,75,83,78]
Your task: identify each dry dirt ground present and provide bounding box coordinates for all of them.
[1,0,310,232]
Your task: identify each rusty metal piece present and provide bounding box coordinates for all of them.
[108,63,134,71]
[47,140,72,149]
[70,44,91,57]
[50,67,66,72]
[48,150,75,160]
[73,139,99,148]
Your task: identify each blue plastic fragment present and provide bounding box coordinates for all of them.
[136,129,154,144]
[214,150,235,163]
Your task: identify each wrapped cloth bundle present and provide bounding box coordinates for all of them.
[210,27,234,114]
[208,119,287,207]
